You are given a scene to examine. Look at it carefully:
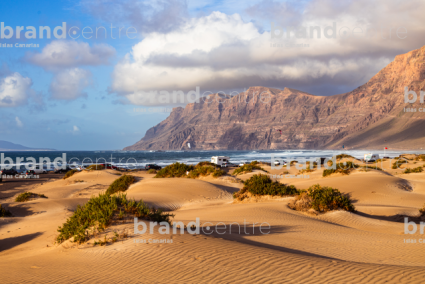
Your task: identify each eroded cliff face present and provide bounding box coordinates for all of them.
[124,46,425,151]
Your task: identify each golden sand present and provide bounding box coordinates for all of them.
[1,161,425,283]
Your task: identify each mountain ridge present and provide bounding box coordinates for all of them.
[0,140,55,151]
[124,45,425,151]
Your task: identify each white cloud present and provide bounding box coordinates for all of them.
[73,125,80,132]
[26,41,113,102]
[27,40,115,71]
[0,72,32,107]
[110,1,425,104]
[49,68,92,100]
[15,117,23,127]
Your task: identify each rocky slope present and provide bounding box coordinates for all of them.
[124,45,425,151]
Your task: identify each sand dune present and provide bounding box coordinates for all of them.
[1,164,425,283]
[126,177,234,210]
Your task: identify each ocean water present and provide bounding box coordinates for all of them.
[0,149,421,170]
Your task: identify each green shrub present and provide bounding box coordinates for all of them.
[299,164,315,174]
[105,175,136,195]
[233,164,268,176]
[187,165,225,179]
[15,192,48,202]
[306,184,355,212]
[415,155,425,161]
[147,169,157,174]
[420,204,425,215]
[233,174,298,200]
[398,155,413,160]
[212,169,225,177]
[306,161,318,168]
[0,204,12,217]
[404,167,423,174]
[336,154,355,160]
[322,162,359,177]
[86,164,105,170]
[415,167,423,173]
[392,159,408,169]
[56,193,173,244]
[196,161,218,167]
[154,162,194,178]
[63,169,78,179]
[188,165,215,178]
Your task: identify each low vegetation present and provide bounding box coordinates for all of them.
[187,163,225,179]
[420,204,425,215]
[86,164,105,170]
[298,169,314,174]
[336,154,356,160]
[63,169,78,179]
[398,155,414,161]
[212,169,225,177]
[233,174,298,201]
[392,159,408,169]
[403,167,424,174]
[306,161,318,168]
[147,169,157,174]
[105,175,136,195]
[232,174,355,213]
[152,162,224,179]
[299,163,315,174]
[93,231,128,247]
[154,162,194,178]
[232,162,268,176]
[307,184,355,212]
[322,161,359,177]
[0,204,12,217]
[196,161,218,167]
[289,184,355,213]
[15,192,48,202]
[56,193,173,244]
[415,155,425,161]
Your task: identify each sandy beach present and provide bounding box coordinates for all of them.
[1,157,425,284]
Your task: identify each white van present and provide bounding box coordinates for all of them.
[211,156,230,166]
[364,153,379,162]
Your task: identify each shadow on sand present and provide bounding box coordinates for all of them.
[0,232,44,252]
[198,223,337,260]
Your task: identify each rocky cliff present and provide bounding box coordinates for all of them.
[124,46,425,151]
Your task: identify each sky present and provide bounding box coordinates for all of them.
[0,0,424,150]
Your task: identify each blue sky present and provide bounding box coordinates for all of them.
[0,0,423,150]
